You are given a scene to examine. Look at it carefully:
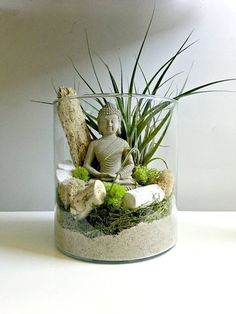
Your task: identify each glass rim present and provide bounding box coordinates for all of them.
[72,93,178,104]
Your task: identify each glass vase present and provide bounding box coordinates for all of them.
[54,92,178,263]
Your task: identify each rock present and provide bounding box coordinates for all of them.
[123,184,165,209]
[56,169,72,183]
[58,160,75,171]
[71,180,106,219]
[155,169,174,197]
[56,160,75,183]
[58,177,86,208]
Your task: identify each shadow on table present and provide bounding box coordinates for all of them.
[0,215,68,260]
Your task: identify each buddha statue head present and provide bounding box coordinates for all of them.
[97,103,121,136]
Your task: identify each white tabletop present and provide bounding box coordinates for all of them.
[0,211,235,314]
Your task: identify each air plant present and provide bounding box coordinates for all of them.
[34,10,235,167]
[68,9,234,167]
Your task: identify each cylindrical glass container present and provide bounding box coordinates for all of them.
[54,93,178,263]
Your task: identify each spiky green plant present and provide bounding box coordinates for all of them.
[35,9,234,166]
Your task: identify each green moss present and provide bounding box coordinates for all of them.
[133,166,159,185]
[133,166,148,185]
[72,166,90,182]
[103,182,127,208]
[147,168,160,184]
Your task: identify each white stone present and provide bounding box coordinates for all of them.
[56,169,72,183]
[122,184,165,209]
[71,180,106,219]
[58,160,75,171]
[56,160,75,183]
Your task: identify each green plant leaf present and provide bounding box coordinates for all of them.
[179,62,194,95]
[68,56,106,108]
[138,63,151,94]
[118,57,124,94]
[81,99,99,112]
[143,113,172,165]
[68,56,96,93]
[84,115,99,133]
[139,109,172,153]
[151,34,197,95]
[31,100,54,105]
[142,34,197,95]
[98,56,128,135]
[85,31,104,94]
[128,8,155,94]
[175,78,236,100]
[145,157,169,168]
[135,101,172,140]
[158,72,184,90]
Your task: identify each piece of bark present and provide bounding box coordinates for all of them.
[57,87,91,167]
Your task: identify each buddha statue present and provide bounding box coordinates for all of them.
[83,103,135,185]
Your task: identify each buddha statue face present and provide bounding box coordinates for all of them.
[98,114,120,136]
[98,104,121,136]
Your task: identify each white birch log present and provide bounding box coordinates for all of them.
[57,87,91,167]
[123,184,165,209]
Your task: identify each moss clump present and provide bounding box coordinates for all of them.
[72,166,90,182]
[147,168,160,184]
[133,166,159,185]
[133,166,148,185]
[103,182,127,208]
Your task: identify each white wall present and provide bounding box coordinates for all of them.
[0,0,236,211]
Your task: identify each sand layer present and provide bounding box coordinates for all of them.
[55,210,177,262]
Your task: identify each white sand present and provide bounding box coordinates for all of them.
[55,213,177,262]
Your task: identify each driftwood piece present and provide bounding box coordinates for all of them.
[57,87,91,167]
[71,180,107,219]
[58,177,86,208]
[156,169,174,197]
